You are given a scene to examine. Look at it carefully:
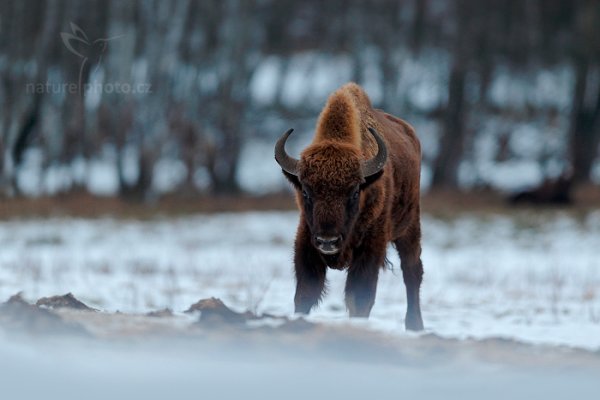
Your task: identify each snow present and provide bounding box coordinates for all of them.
[237,140,289,194]
[461,114,572,191]
[248,49,449,112]
[252,46,390,107]
[275,52,354,107]
[488,65,573,109]
[509,124,545,158]
[249,56,281,105]
[15,149,44,196]
[1,210,598,350]
[401,50,449,111]
[478,160,544,192]
[592,159,600,184]
[152,158,187,193]
[87,158,120,196]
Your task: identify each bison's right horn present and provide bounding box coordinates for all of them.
[274,128,299,176]
[362,127,388,178]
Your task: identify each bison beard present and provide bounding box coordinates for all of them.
[275,83,424,331]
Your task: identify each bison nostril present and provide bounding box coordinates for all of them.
[316,236,342,247]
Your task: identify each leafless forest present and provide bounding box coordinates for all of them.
[1,3,600,396]
[0,0,599,200]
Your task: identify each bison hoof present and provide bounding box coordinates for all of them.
[405,314,424,331]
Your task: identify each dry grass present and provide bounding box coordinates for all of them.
[0,184,598,220]
[423,184,600,218]
[0,191,297,219]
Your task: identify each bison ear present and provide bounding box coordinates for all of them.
[283,170,301,190]
[360,169,384,190]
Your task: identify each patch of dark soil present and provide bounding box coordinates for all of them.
[146,308,173,318]
[186,297,255,326]
[0,293,89,336]
[36,292,96,311]
[186,298,290,327]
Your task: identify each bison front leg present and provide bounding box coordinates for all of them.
[344,246,384,318]
[294,224,327,314]
[395,231,424,331]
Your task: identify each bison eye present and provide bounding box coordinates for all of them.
[302,190,310,200]
[352,189,360,201]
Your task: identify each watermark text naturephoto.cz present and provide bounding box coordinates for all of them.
[26,81,152,95]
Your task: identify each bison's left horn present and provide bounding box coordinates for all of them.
[362,127,388,178]
[274,128,299,176]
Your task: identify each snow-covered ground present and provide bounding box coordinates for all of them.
[1,210,599,350]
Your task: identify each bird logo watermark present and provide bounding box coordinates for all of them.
[25,22,151,96]
[60,22,124,94]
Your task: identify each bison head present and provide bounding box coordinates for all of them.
[275,128,387,255]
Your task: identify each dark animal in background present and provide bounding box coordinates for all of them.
[509,173,573,205]
[275,83,424,331]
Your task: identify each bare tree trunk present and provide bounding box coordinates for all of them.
[348,0,365,84]
[105,0,136,197]
[570,61,600,184]
[410,0,428,55]
[569,0,600,184]
[374,1,402,114]
[0,0,60,196]
[123,0,190,200]
[431,1,469,189]
[0,135,6,197]
[431,60,466,188]
[209,0,260,194]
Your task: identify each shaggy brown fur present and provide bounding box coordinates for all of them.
[277,82,424,331]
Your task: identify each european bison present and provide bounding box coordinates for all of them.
[274,83,424,331]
